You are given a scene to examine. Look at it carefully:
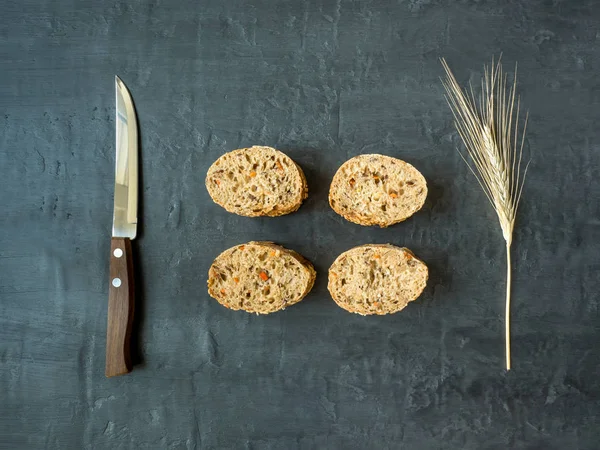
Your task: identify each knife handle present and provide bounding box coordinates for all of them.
[105,237,135,377]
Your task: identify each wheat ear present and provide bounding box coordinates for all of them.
[441,57,529,371]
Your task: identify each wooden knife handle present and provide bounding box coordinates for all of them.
[105,237,135,377]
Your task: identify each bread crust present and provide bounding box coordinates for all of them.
[329,154,427,227]
[208,241,316,314]
[327,244,428,315]
[206,146,308,217]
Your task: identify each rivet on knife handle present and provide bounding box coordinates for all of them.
[106,237,134,377]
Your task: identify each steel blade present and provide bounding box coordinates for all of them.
[113,76,138,239]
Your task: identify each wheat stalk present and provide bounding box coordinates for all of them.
[441,57,529,370]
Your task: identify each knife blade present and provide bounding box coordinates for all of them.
[106,76,138,377]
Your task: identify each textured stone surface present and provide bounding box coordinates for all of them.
[2,0,600,449]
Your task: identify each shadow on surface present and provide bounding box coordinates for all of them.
[130,240,146,367]
[131,110,145,368]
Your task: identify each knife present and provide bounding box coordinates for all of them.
[106,76,138,377]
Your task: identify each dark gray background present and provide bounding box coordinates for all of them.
[2,0,599,449]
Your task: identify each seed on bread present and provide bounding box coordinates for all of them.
[206,146,308,217]
[327,244,428,315]
[329,154,427,227]
[208,241,316,314]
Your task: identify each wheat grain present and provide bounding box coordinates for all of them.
[441,57,529,370]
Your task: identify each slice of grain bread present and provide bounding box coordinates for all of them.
[329,154,427,227]
[206,146,308,217]
[328,244,428,315]
[208,241,316,314]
